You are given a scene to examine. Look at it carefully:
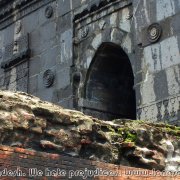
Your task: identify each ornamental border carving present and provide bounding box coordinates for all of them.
[137,95,180,124]
[74,0,132,24]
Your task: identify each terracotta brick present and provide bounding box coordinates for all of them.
[48,153,60,160]
[0,145,14,152]
[0,154,11,159]
[14,147,36,156]
[0,145,179,180]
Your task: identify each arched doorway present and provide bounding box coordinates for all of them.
[83,43,136,120]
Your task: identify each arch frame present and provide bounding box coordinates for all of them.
[78,41,136,120]
[73,5,137,119]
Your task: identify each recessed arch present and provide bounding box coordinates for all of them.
[82,42,136,120]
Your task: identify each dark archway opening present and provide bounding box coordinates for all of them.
[83,43,136,120]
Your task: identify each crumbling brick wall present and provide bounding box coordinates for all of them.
[0,145,179,180]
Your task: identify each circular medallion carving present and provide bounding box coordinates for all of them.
[15,21,21,34]
[147,23,162,43]
[45,6,53,18]
[43,69,55,88]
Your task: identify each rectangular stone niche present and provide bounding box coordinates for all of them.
[1,34,30,69]
[0,34,30,92]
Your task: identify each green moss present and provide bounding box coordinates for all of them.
[117,127,137,143]
[165,124,176,129]
[125,131,137,143]
[175,126,180,131]
[108,121,180,143]
[109,131,122,138]
[107,125,115,133]
[163,127,180,137]
[134,120,145,124]
[117,128,124,135]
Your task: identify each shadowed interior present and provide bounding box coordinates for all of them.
[83,43,136,120]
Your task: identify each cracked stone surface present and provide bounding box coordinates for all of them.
[0,90,180,171]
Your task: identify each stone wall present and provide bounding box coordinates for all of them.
[0,0,180,123]
[133,0,180,125]
[0,0,82,108]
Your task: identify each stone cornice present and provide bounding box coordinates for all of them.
[0,0,13,6]
[0,0,53,30]
[74,0,132,24]
[0,0,33,18]
[74,0,130,21]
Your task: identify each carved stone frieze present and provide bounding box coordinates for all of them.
[74,0,132,24]
[137,95,180,125]
[15,20,22,34]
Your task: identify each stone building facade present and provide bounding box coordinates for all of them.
[0,0,180,124]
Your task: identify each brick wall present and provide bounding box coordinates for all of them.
[0,145,179,180]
